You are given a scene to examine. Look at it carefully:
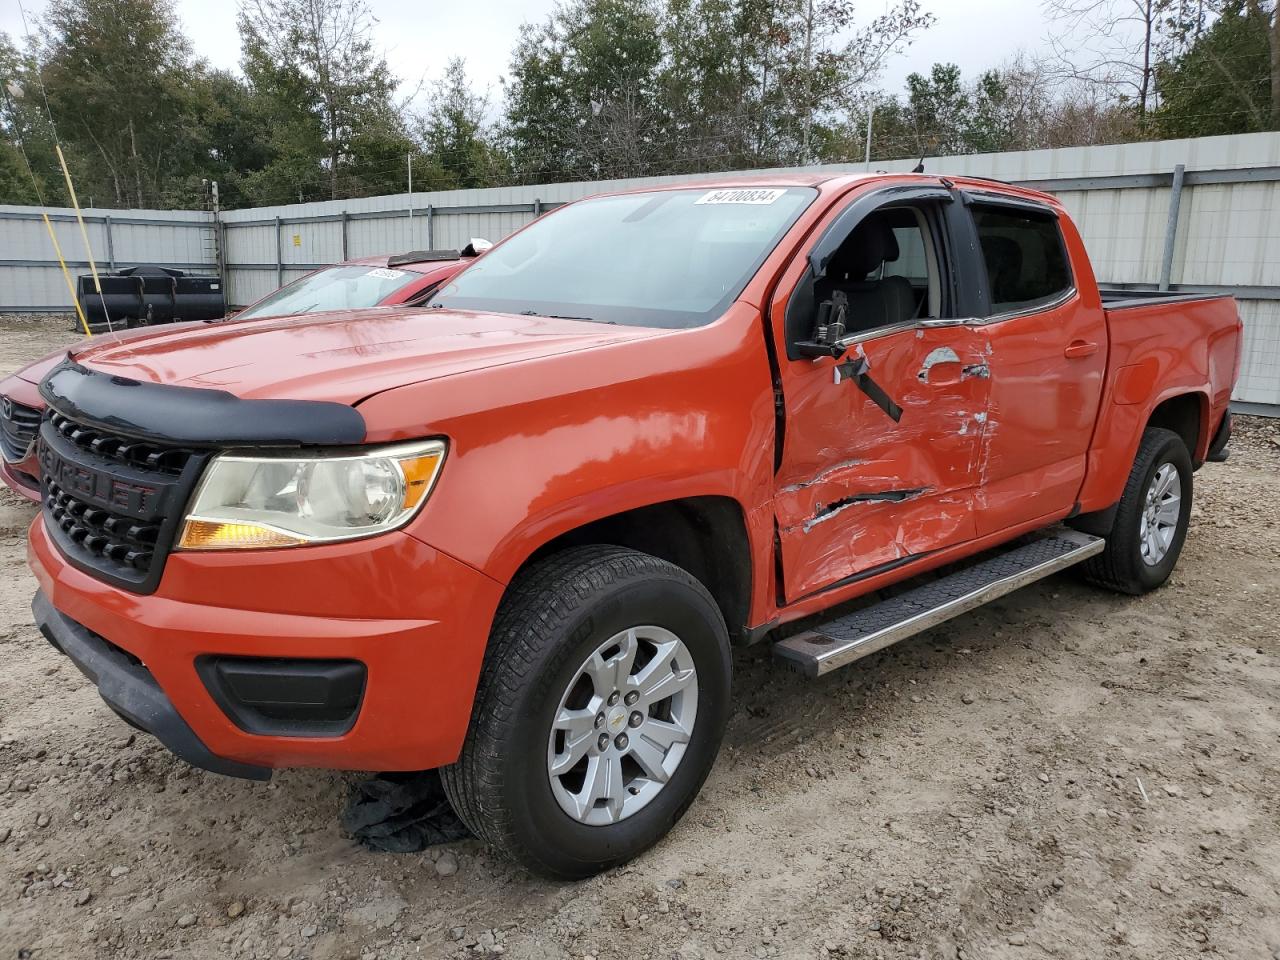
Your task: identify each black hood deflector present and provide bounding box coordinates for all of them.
[40,360,366,448]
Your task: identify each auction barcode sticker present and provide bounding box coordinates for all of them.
[695,188,786,205]
[367,268,406,280]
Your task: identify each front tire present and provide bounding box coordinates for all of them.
[440,546,732,879]
[1083,427,1193,595]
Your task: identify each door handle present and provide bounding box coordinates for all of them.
[1064,340,1098,359]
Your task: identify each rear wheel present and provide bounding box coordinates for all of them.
[440,545,731,879]
[1083,427,1193,595]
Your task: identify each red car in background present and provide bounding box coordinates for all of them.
[0,246,485,500]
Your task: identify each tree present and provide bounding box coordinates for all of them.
[419,58,505,189]
[1154,0,1275,135]
[239,0,409,201]
[859,56,1143,162]
[504,0,666,181]
[1042,0,1168,120]
[0,32,65,205]
[38,0,202,207]
[1265,0,1279,126]
[503,0,931,180]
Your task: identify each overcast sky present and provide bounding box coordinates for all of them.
[2,0,1058,111]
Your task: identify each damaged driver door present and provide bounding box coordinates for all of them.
[769,185,993,603]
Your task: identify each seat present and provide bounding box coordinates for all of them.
[980,235,1024,307]
[817,216,918,333]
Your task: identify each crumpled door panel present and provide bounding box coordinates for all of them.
[775,325,992,601]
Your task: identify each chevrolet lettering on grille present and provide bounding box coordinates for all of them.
[38,438,162,519]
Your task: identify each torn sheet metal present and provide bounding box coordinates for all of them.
[799,487,929,533]
[917,347,960,383]
[773,325,993,602]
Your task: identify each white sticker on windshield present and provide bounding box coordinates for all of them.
[695,188,786,205]
[367,268,406,280]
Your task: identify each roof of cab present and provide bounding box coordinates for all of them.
[586,170,1063,208]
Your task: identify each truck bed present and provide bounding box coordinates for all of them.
[1099,287,1234,310]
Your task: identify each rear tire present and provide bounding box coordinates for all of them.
[440,545,732,879]
[1083,427,1193,595]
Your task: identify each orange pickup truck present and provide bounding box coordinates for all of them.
[27,174,1240,879]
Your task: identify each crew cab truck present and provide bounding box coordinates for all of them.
[26,174,1240,879]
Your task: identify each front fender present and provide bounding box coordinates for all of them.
[356,303,778,585]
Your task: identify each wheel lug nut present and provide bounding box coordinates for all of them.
[624,691,639,706]
[629,711,643,728]
[598,733,610,751]
[595,713,605,729]
[608,691,621,706]
[615,733,629,750]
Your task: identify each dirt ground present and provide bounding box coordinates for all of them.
[1,314,1278,960]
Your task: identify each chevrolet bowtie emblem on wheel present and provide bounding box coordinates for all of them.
[1,397,12,421]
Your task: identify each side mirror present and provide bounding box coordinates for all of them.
[785,269,849,361]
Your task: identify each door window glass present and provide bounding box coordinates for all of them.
[972,205,1072,313]
[814,206,939,334]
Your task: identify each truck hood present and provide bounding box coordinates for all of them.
[15,322,198,386]
[68,307,661,405]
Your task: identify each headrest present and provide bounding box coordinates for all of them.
[828,216,901,280]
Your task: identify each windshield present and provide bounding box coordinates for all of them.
[427,187,815,328]
[235,265,426,320]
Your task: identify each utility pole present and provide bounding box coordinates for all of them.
[407,152,414,248]
[801,0,814,164]
[864,103,875,170]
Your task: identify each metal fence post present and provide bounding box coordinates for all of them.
[218,220,227,289]
[1159,163,1186,291]
[274,216,283,288]
[341,211,349,261]
[425,205,434,250]
[533,197,542,217]
[103,215,116,271]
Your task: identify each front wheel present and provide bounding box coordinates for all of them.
[1083,427,1193,595]
[440,545,732,879]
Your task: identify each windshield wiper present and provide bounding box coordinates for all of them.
[518,309,613,324]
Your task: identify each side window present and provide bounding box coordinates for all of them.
[814,205,943,335]
[972,205,1072,314]
[881,225,929,284]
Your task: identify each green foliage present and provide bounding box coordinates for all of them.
[504,0,667,181]
[40,0,201,207]
[0,32,66,205]
[1153,1,1275,137]
[420,58,508,189]
[502,0,932,180]
[1,0,1274,210]
[237,0,416,203]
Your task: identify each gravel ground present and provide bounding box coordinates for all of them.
[1,315,1278,960]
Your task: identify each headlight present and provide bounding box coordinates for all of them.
[177,440,446,550]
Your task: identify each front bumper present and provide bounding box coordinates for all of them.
[34,592,271,779]
[29,518,504,777]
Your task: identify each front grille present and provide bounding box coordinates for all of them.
[48,413,194,475]
[38,414,207,594]
[1,397,41,463]
[45,478,163,576]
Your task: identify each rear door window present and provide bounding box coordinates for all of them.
[972,205,1072,314]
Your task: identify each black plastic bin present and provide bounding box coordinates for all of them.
[77,266,224,329]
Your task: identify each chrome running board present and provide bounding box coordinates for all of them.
[773,529,1105,678]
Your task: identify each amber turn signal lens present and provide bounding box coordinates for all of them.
[399,451,445,510]
[178,519,305,551]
